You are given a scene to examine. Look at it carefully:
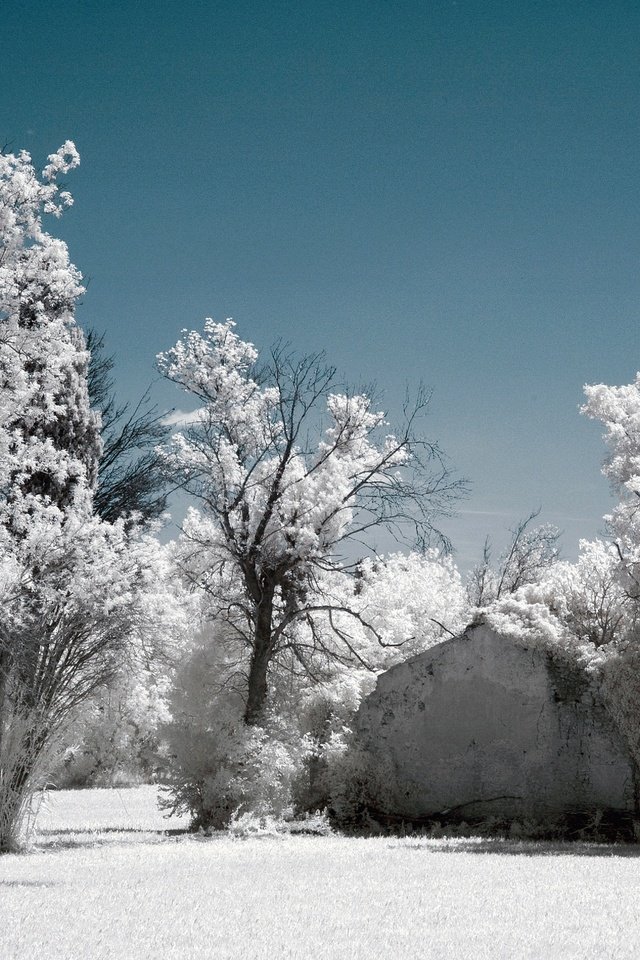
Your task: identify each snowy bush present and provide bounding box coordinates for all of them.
[159,625,313,829]
[49,667,172,788]
[160,547,468,830]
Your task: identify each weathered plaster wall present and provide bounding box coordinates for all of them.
[356,623,637,822]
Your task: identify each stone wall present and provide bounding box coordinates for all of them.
[355,623,638,824]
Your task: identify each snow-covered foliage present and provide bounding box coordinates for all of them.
[351,551,468,664]
[582,374,640,601]
[161,549,467,828]
[158,321,413,571]
[473,536,640,773]
[463,371,640,776]
[469,536,630,674]
[540,540,633,650]
[0,142,100,516]
[50,666,173,789]
[160,621,316,829]
[157,320,466,828]
[0,144,185,850]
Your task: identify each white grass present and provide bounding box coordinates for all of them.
[31,785,190,845]
[1,788,640,959]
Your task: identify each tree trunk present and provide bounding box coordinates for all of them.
[244,591,274,726]
[0,648,8,769]
[244,646,271,726]
[0,716,44,854]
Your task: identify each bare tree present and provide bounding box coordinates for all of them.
[86,329,171,524]
[467,510,561,608]
[0,532,152,850]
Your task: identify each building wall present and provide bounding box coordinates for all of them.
[356,624,637,822]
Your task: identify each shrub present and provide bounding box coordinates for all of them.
[159,629,312,829]
[48,669,171,789]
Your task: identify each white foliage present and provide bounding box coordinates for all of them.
[582,373,640,596]
[161,623,313,828]
[0,141,99,517]
[0,144,186,848]
[162,548,468,826]
[158,320,410,574]
[51,665,174,788]
[350,551,468,666]
[158,317,459,737]
[480,542,630,671]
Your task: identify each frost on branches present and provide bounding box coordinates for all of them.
[158,319,463,727]
[0,145,182,851]
[161,550,468,828]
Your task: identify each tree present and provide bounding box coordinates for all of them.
[0,142,101,513]
[85,329,171,525]
[582,374,640,603]
[0,143,181,851]
[546,540,634,649]
[580,375,640,768]
[466,510,560,608]
[161,549,468,828]
[158,319,464,725]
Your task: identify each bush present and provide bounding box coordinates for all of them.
[48,669,171,789]
[160,630,313,829]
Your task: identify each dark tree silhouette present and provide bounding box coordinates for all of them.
[86,330,171,524]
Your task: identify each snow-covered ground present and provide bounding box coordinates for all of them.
[1,787,640,959]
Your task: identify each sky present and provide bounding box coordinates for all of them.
[3,0,640,569]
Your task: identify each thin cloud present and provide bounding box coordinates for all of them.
[161,408,204,427]
[457,509,513,518]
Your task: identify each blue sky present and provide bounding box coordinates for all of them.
[4,0,640,567]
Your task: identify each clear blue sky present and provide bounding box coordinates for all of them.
[4,0,640,567]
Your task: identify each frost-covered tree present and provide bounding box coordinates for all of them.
[158,320,463,726]
[582,374,640,603]
[161,550,468,828]
[0,142,100,513]
[0,144,182,851]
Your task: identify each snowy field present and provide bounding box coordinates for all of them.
[1,789,640,959]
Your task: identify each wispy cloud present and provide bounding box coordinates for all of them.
[161,408,204,427]
[456,509,513,518]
